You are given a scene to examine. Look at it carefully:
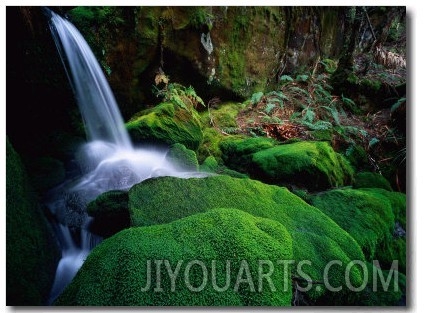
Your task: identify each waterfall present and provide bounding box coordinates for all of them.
[49,10,131,149]
[44,9,206,304]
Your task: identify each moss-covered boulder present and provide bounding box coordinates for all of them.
[311,188,396,260]
[360,188,406,274]
[353,172,393,191]
[310,188,406,274]
[6,137,60,305]
[126,102,203,151]
[55,208,293,306]
[220,139,354,190]
[219,136,278,173]
[249,141,353,190]
[128,175,366,302]
[166,143,199,172]
[87,190,130,238]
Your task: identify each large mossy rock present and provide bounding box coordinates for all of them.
[165,143,199,172]
[87,190,130,238]
[126,102,203,151]
[353,172,393,191]
[6,138,60,305]
[128,175,366,302]
[310,188,406,274]
[55,208,293,306]
[221,139,353,190]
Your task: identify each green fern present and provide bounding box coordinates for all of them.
[322,106,340,125]
[251,92,264,106]
[302,108,316,123]
[264,102,276,115]
[280,75,294,84]
[391,97,406,113]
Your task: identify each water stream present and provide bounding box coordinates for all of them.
[45,9,204,303]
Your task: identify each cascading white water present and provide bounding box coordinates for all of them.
[49,10,131,149]
[45,9,206,304]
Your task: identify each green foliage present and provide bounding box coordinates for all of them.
[166,143,199,171]
[126,101,203,151]
[6,138,60,305]
[353,172,393,191]
[55,208,294,305]
[250,141,354,190]
[250,92,264,106]
[188,7,214,30]
[128,175,365,302]
[154,83,205,111]
[391,97,406,113]
[320,58,338,74]
[311,188,396,260]
[87,190,130,238]
[295,74,309,82]
[279,75,294,84]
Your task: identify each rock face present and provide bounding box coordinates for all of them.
[6,137,60,305]
[55,208,294,306]
[65,7,345,112]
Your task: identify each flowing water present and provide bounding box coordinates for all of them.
[45,9,205,303]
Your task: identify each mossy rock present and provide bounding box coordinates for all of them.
[87,190,130,238]
[197,127,226,163]
[250,141,354,190]
[199,156,248,178]
[200,102,242,129]
[126,102,203,151]
[360,188,406,230]
[353,172,393,191]
[199,155,219,173]
[311,188,396,261]
[345,144,368,170]
[128,175,366,302]
[55,208,293,306]
[355,263,405,306]
[166,143,199,172]
[6,137,60,305]
[219,136,278,173]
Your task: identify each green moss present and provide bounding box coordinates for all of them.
[197,127,226,163]
[126,102,203,151]
[200,102,241,129]
[6,137,60,305]
[353,172,393,191]
[87,190,130,238]
[220,136,278,173]
[166,143,199,172]
[199,156,219,173]
[362,188,406,229]
[55,208,293,306]
[308,129,333,141]
[311,188,395,260]
[360,78,382,91]
[250,141,354,190]
[359,188,406,274]
[128,175,366,302]
[355,263,405,306]
[345,144,368,170]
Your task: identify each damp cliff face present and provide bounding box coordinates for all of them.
[66,7,345,116]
